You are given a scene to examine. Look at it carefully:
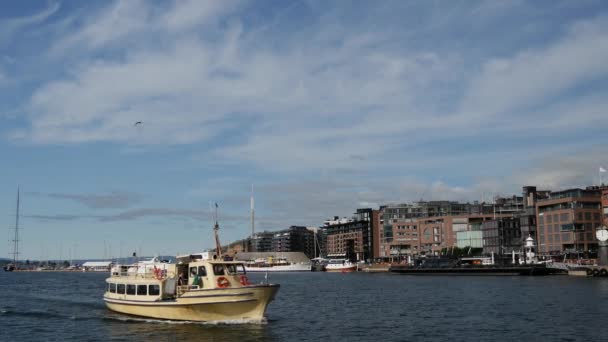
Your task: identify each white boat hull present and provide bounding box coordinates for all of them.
[104,285,279,322]
[245,264,311,272]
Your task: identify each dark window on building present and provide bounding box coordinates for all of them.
[585,212,592,220]
[577,212,583,220]
[547,215,552,224]
[127,284,136,295]
[539,216,544,225]
[149,285,160,296]
[562,233,571,242]
[137,285,147,296]
[117,284,125,294]
[560,213,570,221]
[593,213,600,221]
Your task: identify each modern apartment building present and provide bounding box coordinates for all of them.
[324,208,379,262]
[536,187,603,254]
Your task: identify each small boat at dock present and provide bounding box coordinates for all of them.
[325,259,357,273]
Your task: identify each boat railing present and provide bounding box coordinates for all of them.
[177,285,200,296]
[111,270,167,279]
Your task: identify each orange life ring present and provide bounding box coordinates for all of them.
[239,275,250,286]
[217,276,230,288]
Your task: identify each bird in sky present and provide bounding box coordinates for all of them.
[134,121,142,126]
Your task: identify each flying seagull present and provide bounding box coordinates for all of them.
[134,121,142,126]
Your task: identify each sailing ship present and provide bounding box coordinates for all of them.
[4,187,20,272]
[244,256,311,272]
[103,205,280,322]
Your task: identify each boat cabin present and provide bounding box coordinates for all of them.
[105,254,252,303]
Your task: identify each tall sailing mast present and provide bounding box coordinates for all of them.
[11,186,20,266]
[250,184,255,238]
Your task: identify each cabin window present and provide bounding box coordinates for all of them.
[213,264,225,275]
[127,284,136,295]
[236,264,246,274]
[117,284,125,294]
[226,264,237,274]
[149,285,160,296]
[198,266,207,276]
[110,283,117,293]
[189,267,197,278]
[137,285,147,296]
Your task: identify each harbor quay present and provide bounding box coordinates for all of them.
[215,183,608,277]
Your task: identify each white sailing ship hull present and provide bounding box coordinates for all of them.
[245,264,311,272]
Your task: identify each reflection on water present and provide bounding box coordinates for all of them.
[104,313,272,342]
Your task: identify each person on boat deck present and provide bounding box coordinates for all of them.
[178,272,185,286]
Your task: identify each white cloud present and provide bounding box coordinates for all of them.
[0,2,60,43]
[460,15,608,121]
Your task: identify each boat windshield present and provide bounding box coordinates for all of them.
[213,263,246,275]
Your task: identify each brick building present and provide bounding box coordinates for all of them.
[536,187,603,254]
[325,208,379,262]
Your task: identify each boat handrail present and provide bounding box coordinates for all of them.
[177,285,200,296]
[110,271,172,279]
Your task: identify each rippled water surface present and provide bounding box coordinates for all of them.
[1,271,608,341]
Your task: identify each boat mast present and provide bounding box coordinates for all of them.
[12,186,20,265]
[250,184,255,252]
[213,203,223,257]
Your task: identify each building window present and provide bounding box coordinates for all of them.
[585,212,592,220]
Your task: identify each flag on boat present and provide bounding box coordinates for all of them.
[601,167,607,173]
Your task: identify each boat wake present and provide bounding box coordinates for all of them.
[0,307,100,321]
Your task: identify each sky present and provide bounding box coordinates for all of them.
[1,0,608,260]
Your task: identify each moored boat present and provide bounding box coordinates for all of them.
[244,257,311,272]
[325,259,357,272]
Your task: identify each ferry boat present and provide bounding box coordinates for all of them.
[325,259,357,272]
[103,213,280,322]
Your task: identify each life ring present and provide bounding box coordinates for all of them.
[601,269,608,277]
[239,275,250,286]
[217,276,230,288]
[592,269,600,277]
[586,268,593,276]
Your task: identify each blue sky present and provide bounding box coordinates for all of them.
[1,0,608,260]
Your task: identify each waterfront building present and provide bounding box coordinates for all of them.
[251,231,274,252]
[272,226,315,259]
[324,208,379,262]
[379,199,524,258]
[602,189,608,226]
[482,217,522,255]
[517,186,549,243]
[536,187,603,255]
[456,231,483,248]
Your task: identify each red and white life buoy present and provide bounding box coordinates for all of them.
[217,276,231,288]
[239,275,250,286]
